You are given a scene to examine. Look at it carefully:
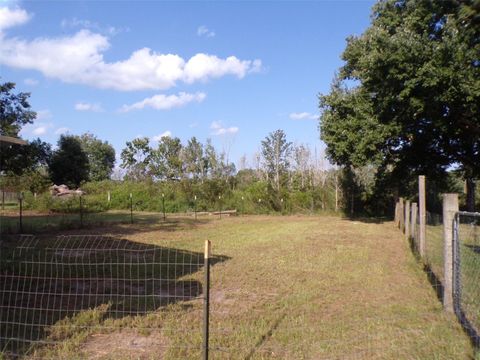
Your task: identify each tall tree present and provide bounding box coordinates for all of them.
[182,137,204,181]
[120,137,152,181]
[292,143,312,190]
[0,81,36,137]
[261,129,292,192]
[77,133,115,181]
[320,0,480,211]
[150,136,184,181]
[49,135,89,188]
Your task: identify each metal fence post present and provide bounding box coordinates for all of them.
[194,195,197,221]
[419,176,426,258]
[18,192,24,233]
[129,193,133,224]
[79,195,84,228]
[203,240,211,360]
[443,193,458,313]
[162,193,166,221]
[219,196,222,220]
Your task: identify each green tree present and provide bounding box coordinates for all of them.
[1,138,52,175]
[261,129,292,192]
[0,81,36,137]
[120,137,152,181]
[77,133,115,181]
[49,135,89,188]
[320,0,480,211]
[150,136,184,181]
[183,137,204,181]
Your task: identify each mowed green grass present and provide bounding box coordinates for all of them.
[6,216,474,359]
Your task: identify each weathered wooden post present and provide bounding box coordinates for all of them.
[419,176,426,258]
[394,200,399,226]
[443,193,458,313]
[411,202,418,242]
[399,197,405,231]
[405,200,411,239]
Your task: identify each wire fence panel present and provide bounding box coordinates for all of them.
[424,211,444,286]
[0,234,206,359]
[455,212,480,345]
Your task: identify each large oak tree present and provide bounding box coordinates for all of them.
[320,0,480,210]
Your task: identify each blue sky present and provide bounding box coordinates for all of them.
[0,0,374,168]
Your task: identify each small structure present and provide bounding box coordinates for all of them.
[0,135,27,146]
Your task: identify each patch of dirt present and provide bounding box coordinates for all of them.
[81,330,169,359]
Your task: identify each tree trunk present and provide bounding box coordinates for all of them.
[466,178,476,212]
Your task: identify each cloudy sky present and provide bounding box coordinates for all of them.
[0,0,374,166]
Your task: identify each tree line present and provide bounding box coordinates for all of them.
[1,81,339,213]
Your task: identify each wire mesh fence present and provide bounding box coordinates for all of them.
[0,234,211,359]
[424,211,444,286]
[454,212,480,346]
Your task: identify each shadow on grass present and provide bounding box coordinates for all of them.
[0,211,214,236]
[0,234,229,358]
[341,216,389,224]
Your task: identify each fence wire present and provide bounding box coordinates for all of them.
[0,234,207,359]
[424,211,444,287]
[455,212,480,345]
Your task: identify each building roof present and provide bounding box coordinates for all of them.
[0,135,28,146]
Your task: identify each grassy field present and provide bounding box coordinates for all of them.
[0,215,474,359]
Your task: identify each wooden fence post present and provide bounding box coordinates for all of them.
[419,176,426,258]
[443,193,458,313]
[405,200,411,238]
[399,197,405,231]
[394,200,399,226]
[411,202,418,242]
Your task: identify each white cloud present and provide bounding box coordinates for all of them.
[36,109,52,120]
[21,121,53,136]
[0,9,262,92]
[197,25,215,38]
[61,17,127,36]
[152,131,172,141]
[120,92,206,112]
[289,112,318,120]
[32,126,47,135]
[0,7,31,32]
[210,121,239,136]
[74,102,103,112]
[55,127,70,135]
[24,78,38,86]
